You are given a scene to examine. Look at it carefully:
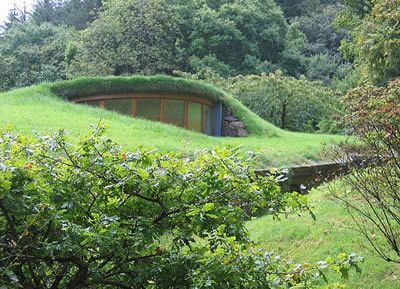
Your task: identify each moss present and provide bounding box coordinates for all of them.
[48,75,281,137]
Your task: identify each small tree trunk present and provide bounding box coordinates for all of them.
[280,103,287,129]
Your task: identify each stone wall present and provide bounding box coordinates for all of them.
[222,107,248,137]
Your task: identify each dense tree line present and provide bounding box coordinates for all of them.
[0,0,354,91]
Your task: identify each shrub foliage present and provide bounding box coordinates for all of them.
[335,79,400,263]
[0,125,361,288]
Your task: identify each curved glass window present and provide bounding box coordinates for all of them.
[136,99,160,121]
[105,99,131,116]
[164,99,184,127]
[188,102,202,132]
[205,105,213,135]
[76,96,215,135]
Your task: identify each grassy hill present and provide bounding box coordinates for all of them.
[0,77,344,167]
[248,182,400,288]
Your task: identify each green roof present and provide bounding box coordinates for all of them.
[50,75,225,102]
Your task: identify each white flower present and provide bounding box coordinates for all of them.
[317,260,329,269]
[0,162,7,171]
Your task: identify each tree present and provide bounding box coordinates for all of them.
[0,125,362,287]
[31,0,102,29]
[1,1,28,31]
[277,23,307,77]
[58,0,102,29]
[337,0,400,84]
[68,0,290,77]
[306,53,341,84]
[334,79,400,263]
[0,21,76,91]
[31,0,63,24]
[189,0,287,76]
[340,0,372,17]
[67,0,183,77]
[295,4,347,57]
[275,0,321,18]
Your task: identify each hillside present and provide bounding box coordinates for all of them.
[0,79,344,167]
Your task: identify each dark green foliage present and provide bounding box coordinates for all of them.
[189,0,287,76]
[341,0,372,17]
[0,126,362,287]
[336,0,400,84]
[276,23,307,77]
[32,0,102,29]
[58,0,102,29]
[31,0,63,24]
[66,0,183,77]
[295,4,347,56]
[290,4,349,84]
[0,0,355,90]
[66,0,293,77]
[275,0,322,18]
[306,53,342,84]
[0,22,76,91]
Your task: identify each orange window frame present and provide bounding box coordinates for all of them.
[75,94,212,133]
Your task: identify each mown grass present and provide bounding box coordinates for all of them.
[247,181,400,288]
[1,84,344,167]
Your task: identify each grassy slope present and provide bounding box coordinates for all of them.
[0,84,343,167]
[247,183,400,288]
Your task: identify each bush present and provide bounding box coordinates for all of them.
[334,79,400,263]
[0,125,361,287]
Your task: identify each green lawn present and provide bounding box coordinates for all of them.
[247,182,400,288]
[0,84,344,167]
[2,81,397,288]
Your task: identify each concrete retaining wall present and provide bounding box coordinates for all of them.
[256,161,349,193]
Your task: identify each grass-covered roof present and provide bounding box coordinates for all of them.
[49,75,225,102]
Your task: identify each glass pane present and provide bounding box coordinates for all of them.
[83,100,100,107]
[164,99,184,127]
[104,99,131,116]
[136,99,160,121]
[205,105,212,135]
[188,102,202,132]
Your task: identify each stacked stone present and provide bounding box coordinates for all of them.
[222,107,248,137]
